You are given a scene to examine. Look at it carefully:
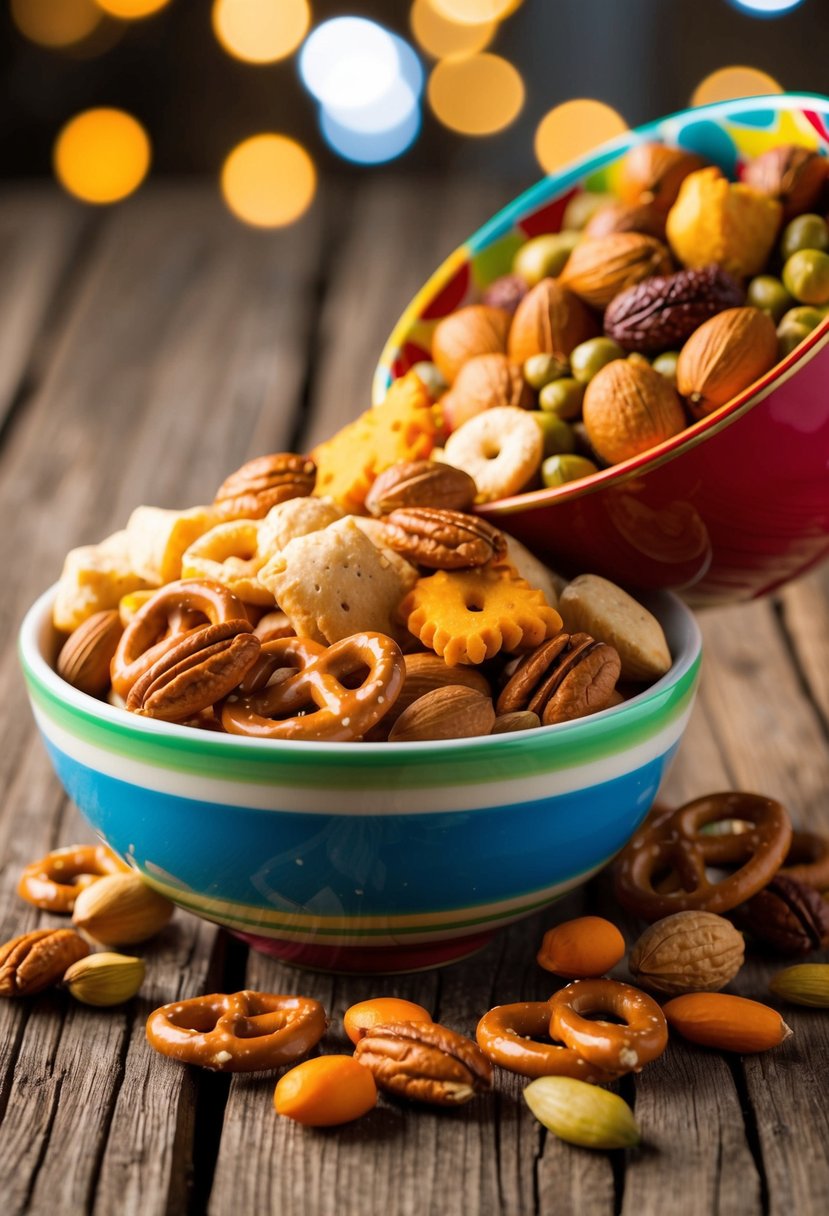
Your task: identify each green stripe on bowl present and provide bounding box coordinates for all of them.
[23,652,700,790]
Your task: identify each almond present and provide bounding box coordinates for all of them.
[559,233,673,309]
[507,278,598,364]
[676,306,779,418]
[582,359,685,465]
[431,305,511,384]
[57,609,123,697]
[442,353,532,431]
[388,684,495,742]
[618,142,707,214]
[72,871,174,945]
[364,460,477,517]
[663,992,791,1053]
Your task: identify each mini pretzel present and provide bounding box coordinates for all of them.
[613,792,793,919]
[221,632,405,741]
[443,406,542,502]
[548,979,668,1074]
[111,578,246,698]
[146,990,326,1072]
[181,520,275,607]
[17,844,128,913]
[476,1002,617,1081]
[781,829,829,891]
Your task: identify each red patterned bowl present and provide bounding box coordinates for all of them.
[374,93,829,605]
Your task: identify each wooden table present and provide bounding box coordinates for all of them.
[0,182,827,1216]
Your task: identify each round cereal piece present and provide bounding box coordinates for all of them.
[444,407,542,502]
[181,520,274,606]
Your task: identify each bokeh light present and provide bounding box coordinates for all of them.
[221,135,316,228]
[94,0,170,16]
[321,105,421,164]
[690,66,783,107]
[53,108,151,204]
[534,99,628,174]
[410,0,495,58]
[429,0,522,23]
[728,0,804,13]
[212,0,311,65]
[11,0,102,48]
[428,53,524,135]
[300,18,400,112]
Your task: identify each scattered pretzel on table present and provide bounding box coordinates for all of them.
[475,1002,617,1081]
[613,791,793,919]
[221,632,405,742]
[548,979,668,1075]
[780,829,829,892]
[111,578,249,699]
[17,844,128,913]
[146,990,327,1072]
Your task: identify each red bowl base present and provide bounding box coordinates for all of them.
[232,929,496,974]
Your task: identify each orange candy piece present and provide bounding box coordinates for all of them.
[312,372,438,512]
[537,916,626,979]
[343,997,432,1046]
[274,1055,377,1126]
[402,564,561,666]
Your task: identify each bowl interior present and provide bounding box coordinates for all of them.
[21,582,701,765]
[373,92,829,486]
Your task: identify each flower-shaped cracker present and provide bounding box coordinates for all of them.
[401,565,562,666]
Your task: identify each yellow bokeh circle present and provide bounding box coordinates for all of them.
[94,0,170,16]
[428,53,525,136]
[221,135,317,229]
[11,0,101,48]
[534,99,628,174]
[428,0,522,24]
[54,108,151,204]
[410,0,495,58]
[691,67,783,108]
[212,0,311,65]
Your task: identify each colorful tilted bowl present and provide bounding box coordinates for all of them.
[20,586,700,974]
[375,92,829,606]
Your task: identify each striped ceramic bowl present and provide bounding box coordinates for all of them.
[20,586,701,973]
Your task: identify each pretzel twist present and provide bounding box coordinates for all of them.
[17,845,128,914]
[476,1002,617,1081]
[613,792,792,919]
[111,579,246,698]
[548,979,668,1075]
[221,632,405,742]
[146,990,327,1072]
[781,829,829,892]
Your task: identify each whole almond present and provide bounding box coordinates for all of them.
[629,912,745,996]
[0,928,90,997]
[389,685,495,742]
[560,233,673,309]
[442,353,532,431]
[72,872,174,945]
[582,359,685,465]
[431,305,511,384]
[508,278,598,364]
[619,142,707,214]
[676,306,779,418]
[364,460,476,517]
[663,992,791,1053]
[57,610,124,697]
[558,574,671,682]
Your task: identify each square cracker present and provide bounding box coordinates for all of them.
[258,516,417,644]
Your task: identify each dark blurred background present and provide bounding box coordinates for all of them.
[1,0,827,213]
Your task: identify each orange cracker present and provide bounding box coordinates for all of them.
[401,565,562,666]
[312,372,438,512]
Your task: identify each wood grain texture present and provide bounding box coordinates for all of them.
[0,184,828,1216]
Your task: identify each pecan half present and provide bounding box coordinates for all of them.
[377,508,507,569]
[733,874,829,955]
[214,453,316,519]
[354,1021,492,1106]
[364,461,477,517]
[496,632,621,725]
[57,609,124,697]
[0,929,90,997]
[126,620,260,721]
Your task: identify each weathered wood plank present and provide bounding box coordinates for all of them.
[0,190,88,432]
[778,563,829,730]
[0,185,328,1215]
